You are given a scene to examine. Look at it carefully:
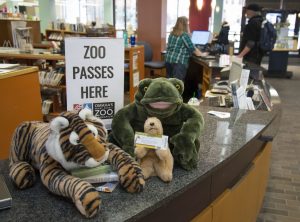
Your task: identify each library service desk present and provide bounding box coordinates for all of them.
[0,83,281,222]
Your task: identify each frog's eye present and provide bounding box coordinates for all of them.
[144,86,148,92]
[175,84,181,90]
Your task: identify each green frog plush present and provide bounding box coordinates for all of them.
[110,78,204,170]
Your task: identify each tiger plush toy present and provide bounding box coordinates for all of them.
[9,108,145,218]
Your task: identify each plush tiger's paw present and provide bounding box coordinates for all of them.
[9,161,36,189]
[74,187,101,218]
[106,143,145,193]
[119,162,145,193]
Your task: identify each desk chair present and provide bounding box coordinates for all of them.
[136,41,165,78]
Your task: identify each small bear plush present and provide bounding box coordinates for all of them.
[134,117,174,182]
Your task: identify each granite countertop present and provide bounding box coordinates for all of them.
[0,86,281,222]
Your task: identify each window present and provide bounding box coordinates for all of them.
[115,0,137,31]
[222,0,244,52]
[55,0,112,26]
[166,0,190,41]
[286,13,296,37]
[54,0,136,32]
[266,13,282,24]
[114,0,125,30]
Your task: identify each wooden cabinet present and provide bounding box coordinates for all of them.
[191,206,212,222]
[125,45,145,102]
[191,142,272,222]
[0,47,65,122]
[0,19,41,46]
[0,67,42,160]
[45,29,86,41]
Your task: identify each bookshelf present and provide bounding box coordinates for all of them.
[0,19,41,47]
[45,29,86,41]
[39,63,66,120]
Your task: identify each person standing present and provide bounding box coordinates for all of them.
[214,21,230,54]
[216,21,230,46]
[165,16,204,81]
[238,3,264,65]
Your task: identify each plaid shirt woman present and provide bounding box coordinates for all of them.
[165,16,203,81]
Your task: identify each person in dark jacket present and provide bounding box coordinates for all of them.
[238,3,264,65]
[216,21,230,45]
[214,21,230,54]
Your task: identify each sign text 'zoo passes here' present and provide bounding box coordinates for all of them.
[65,38,124,129]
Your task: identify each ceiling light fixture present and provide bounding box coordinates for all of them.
[197,0,203,10]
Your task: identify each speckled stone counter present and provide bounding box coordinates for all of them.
[0,85,281,222]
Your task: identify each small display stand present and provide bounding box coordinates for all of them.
[15,27,33,53]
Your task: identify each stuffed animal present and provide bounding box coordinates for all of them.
[9,108,145,218]
[110,78,204,170]
[134,117,173,182]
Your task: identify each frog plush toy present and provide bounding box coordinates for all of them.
[110,78,204,170]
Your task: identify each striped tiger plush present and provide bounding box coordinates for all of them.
[9,108,145,218]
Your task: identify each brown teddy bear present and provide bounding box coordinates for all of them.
[134,117,174,182]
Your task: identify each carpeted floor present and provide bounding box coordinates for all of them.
[257,62,300,222]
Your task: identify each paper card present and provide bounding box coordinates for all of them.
[133,71,139,87]
[219,54,230,66]
[133,54,138,70]
[231,56,243,64]
[259,89,272,111]
[95,182,118,193]
[239,69,250,90]
[207,111,230,119]
[236,87,248,110]
[246,97,255,110]
[134,132,168,150]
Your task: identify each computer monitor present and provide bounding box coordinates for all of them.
[229,61,244,85]
[191,31,211,45]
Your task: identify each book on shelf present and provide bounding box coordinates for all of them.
[48,32,63,41]
[70,164,119,184]
[39,70,64,87]
[42,99,53,114]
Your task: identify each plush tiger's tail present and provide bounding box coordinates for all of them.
[9,122,39,189]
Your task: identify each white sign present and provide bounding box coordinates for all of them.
[65,38,124,129]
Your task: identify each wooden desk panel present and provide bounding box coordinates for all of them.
[0,67,42,159]
[185,57,223,99]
